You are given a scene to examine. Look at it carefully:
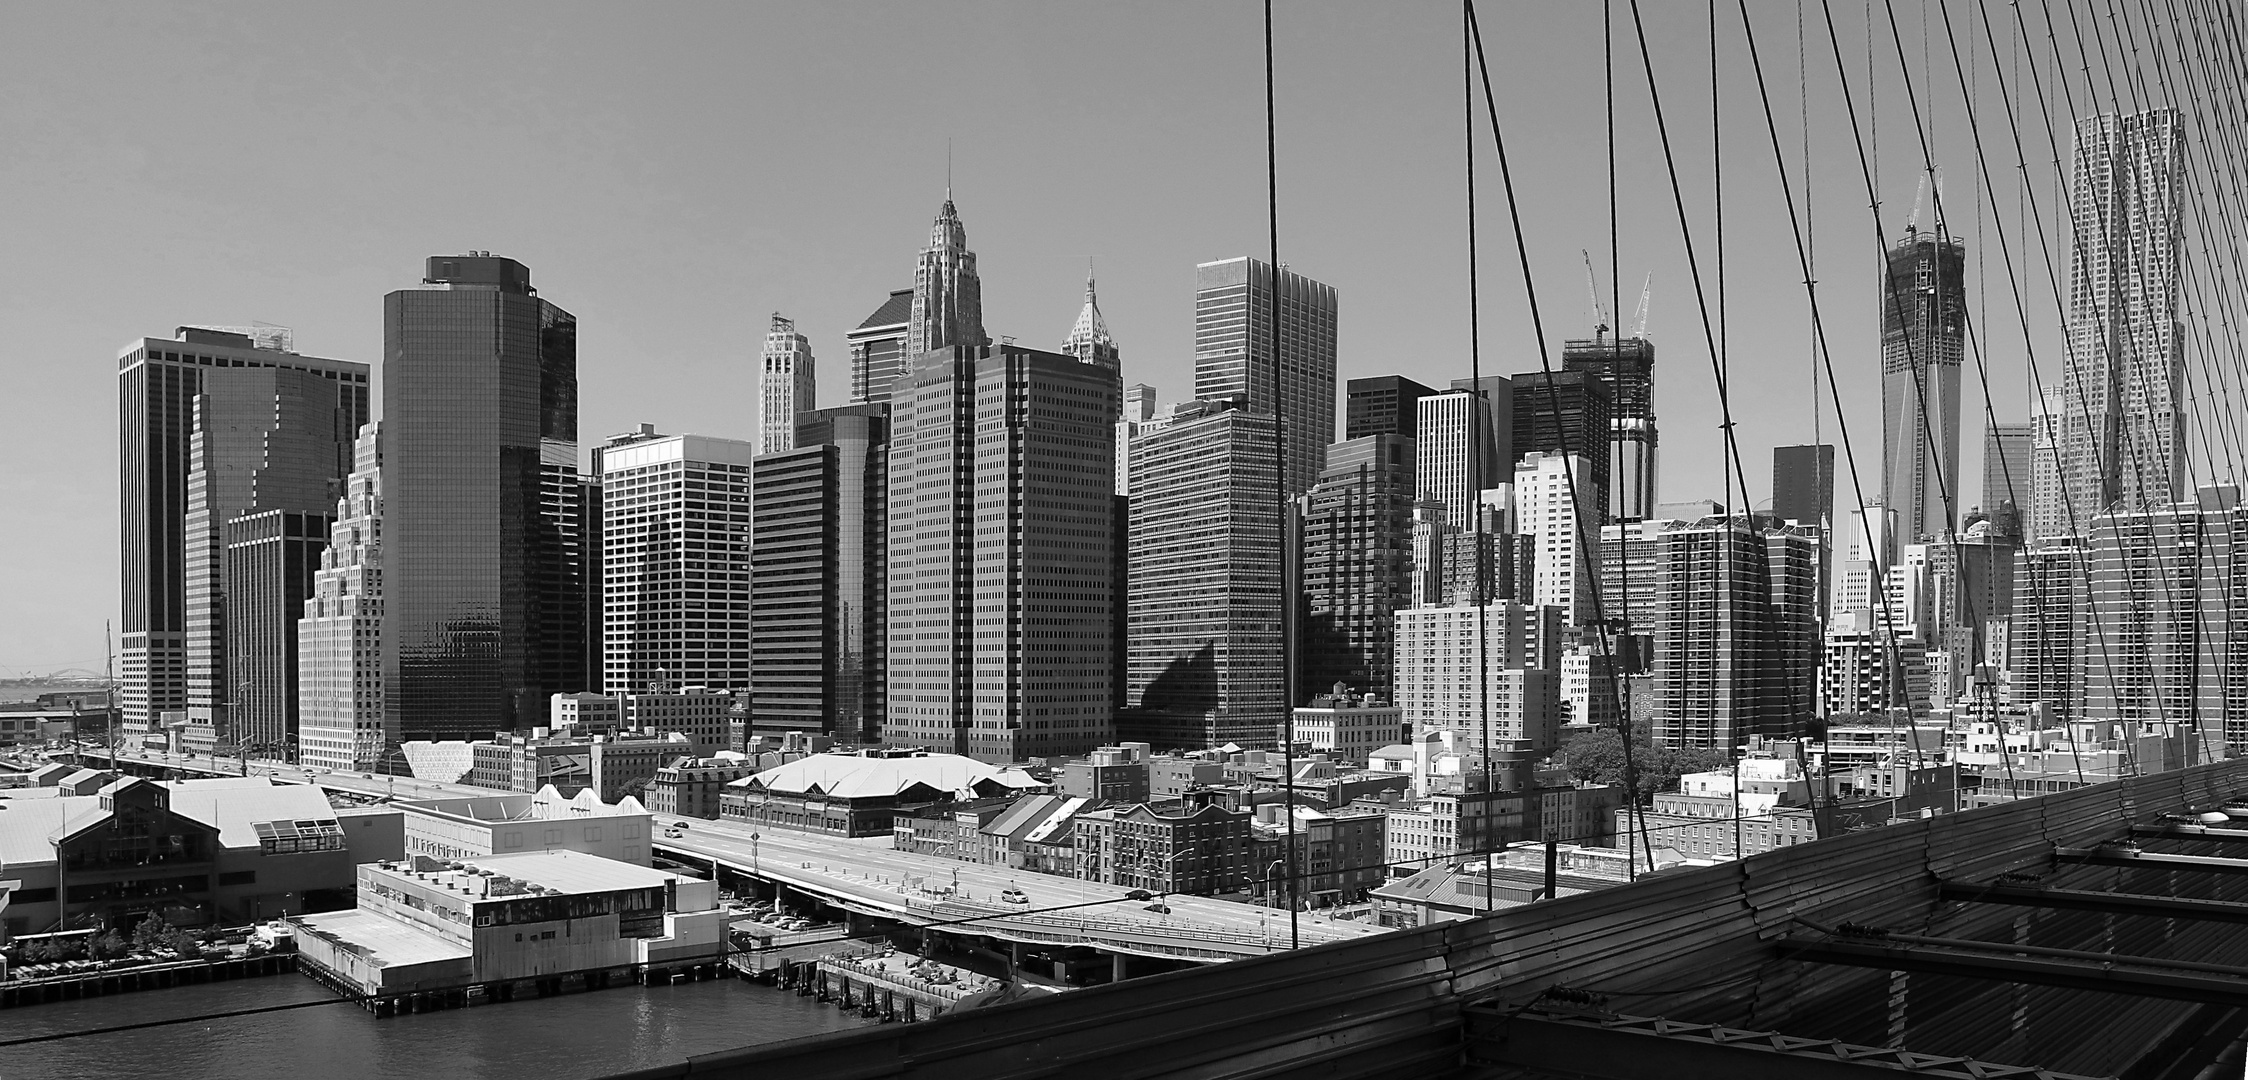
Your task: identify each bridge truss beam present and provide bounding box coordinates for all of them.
[1461,1004,2110,1080]
[1938,880,2248,924]
[2052,845,2248,875]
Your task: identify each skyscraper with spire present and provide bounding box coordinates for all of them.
[906,195,989,360]
[1060,269,1119,369]
[759,313,815,454]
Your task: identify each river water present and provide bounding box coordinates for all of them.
[0,973,872,1080]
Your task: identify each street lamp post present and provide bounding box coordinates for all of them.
[1264,860,1286,912]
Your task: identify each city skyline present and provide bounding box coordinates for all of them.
[4,3,2108,672]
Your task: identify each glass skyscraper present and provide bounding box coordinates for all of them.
[116,327,367,741]
[381,255,583,741]
[1193,257,1337,497]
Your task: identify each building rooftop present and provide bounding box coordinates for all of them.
[397,784,647,825]
[856,289,914,330]
[293,907,471,969]
[160,777,343,849]
[735,751,1045,801]
[0,777,338,867]
[459,849,680,895]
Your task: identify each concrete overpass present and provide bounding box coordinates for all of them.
[611,757,2248,1080]
[651,818,1387,964]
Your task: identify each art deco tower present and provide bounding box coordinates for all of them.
[1061,271,1119,369]
[759,313,815,454]
[906,196,989,360]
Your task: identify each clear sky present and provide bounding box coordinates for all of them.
[2,0,2179,675]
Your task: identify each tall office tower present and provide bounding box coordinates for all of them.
[2028,388,2067,540]
[1116,385,1170,496]
[906,196,989,360]
[382,254,583,740]
[180,364,355,754]
[2011,540,2086,725]
[580,476,604,691]
[1394,602,1563,755]
[2082,491,2247,754]
[1772,445,1836,528]
[1516,452,1599,625]
[887,343,1120,762]
[596,431,757,694]
[119,327,367,741]
[1648,516,1820,750]
[848,289,913,404]
[1563,332,1657,521]
[224,512,334,755]
[758,313,815,454]
[1511,370,1613,522]
[1415,387,1506,531]
[1880,228,1967,541]
[1346,375,1435,440]
[1300,435,1416,702]
[1120,398,1282,750]
[298,423,384,772]
[2054,110,2187,526]
[748,405,890,743]
[1773,443,1837,622]
[1983,423,2033,516]
[1193,256,1338,496]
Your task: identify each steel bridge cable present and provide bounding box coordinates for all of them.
[2050,0,2213,765]
[1465,0,1647,872]
[1262,0,1299,952]
[1955,0,2172,770]
[1625,0,1793,780]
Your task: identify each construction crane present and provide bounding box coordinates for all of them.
[1581,250,1610,340]
[1630,273,1651,339]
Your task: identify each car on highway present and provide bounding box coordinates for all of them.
[1000,887,1030,905]
[1144,903,1172,914]
[1125,889,1153,901]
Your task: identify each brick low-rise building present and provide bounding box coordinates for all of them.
[645,756,756,820]
[1073,800,1252,895]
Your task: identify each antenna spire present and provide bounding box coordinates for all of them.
[946,139,953,200]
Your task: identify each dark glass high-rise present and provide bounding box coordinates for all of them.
[381,255,583,742]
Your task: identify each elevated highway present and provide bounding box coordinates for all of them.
[615,758,2248,1080]
[651,817,1386,963]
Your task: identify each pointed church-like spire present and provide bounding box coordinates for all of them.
[1062,263,1118,366]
